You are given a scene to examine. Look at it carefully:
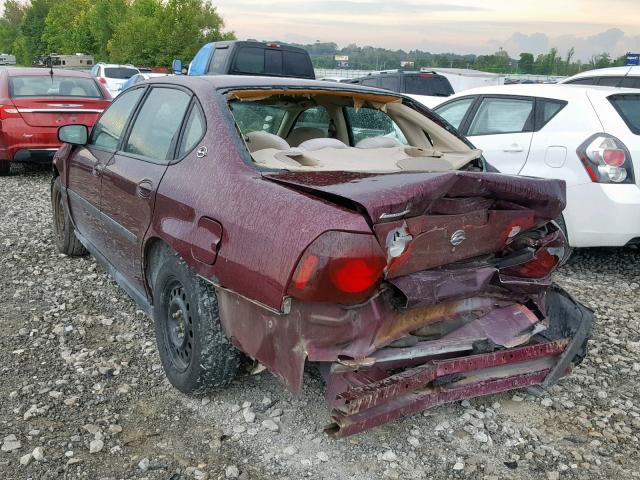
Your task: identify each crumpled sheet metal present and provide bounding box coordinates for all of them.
[389,266,496,309]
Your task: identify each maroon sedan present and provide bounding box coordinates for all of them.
[51,76,593,437]
[0,67,111,176]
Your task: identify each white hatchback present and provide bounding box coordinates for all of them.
[560,65,640,88]
[90,63,140,97]
[433,84,640,248]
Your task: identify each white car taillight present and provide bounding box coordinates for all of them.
[577,134,635,184]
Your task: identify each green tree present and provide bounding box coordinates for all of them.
[518,53,534,74]
[42,0,95,54]
[0,0,26,53]
[18,0,53,63]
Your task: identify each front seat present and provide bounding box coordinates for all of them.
[245,131,290,152]
[286,127,327,147]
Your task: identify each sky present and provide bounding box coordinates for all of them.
[212,0,640,61]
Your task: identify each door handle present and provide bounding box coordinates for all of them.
[503,144,524,153]
[92,163,106,177]
[136,179,153,198]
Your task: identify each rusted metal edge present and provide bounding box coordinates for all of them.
[333,339,569,415]
[326,367,560,438]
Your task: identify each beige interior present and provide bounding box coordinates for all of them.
[227,89,482,173]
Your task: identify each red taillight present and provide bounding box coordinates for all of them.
[602,148,625,167]
[288,231,386,303]
[503,248,559,278]
[0,104,21,120]
[577,134,634,184]
[98,77,107,85]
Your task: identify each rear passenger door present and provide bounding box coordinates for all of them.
[463,96,535,174]
[99,86,193,291]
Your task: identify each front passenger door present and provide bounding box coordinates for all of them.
[66,87,145,252]
[99,86,193,290]
[464,96,535,174]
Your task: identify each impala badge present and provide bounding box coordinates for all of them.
[450,229,466,247]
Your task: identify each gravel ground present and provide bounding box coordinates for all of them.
[1,165,639,480]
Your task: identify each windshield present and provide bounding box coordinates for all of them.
[104,67,139,80]
[404,74,454,97]
[9,76,103,98]
[609,94,640,135]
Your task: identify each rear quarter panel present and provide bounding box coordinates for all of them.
[146,84,371,310]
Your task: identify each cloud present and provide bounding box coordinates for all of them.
[499,28,640,61]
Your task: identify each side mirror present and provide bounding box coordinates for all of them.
[172,58,183,75]
[58,125,88,145]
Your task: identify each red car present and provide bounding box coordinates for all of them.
[0,67,111,176]
[51,76,593,437]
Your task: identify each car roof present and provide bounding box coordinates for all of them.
[562,65,638,81]
[148,74,406,97]
[441,83,640,102]
[2,67,94,78]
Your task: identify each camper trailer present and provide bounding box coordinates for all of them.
[45,54,94,70]
[0,54,16,66]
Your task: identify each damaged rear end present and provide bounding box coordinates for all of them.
[222,170,594,437]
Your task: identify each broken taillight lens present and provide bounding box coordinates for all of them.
[502,247,559,278]
[287,231,387,303]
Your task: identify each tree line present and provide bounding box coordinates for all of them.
[300,43,628,76]
[0,0,629,74]
[0,0,234,67]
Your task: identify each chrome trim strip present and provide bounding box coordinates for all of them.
[17,108,104,113]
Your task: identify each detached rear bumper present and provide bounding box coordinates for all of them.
[323,286,593,437]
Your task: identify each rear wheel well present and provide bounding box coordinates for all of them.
[144,238,175,302]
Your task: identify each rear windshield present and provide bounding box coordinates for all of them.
[609,94,640,134]
[232,46,314,78]
[104,68,138,79]
[9,76,103,98]
[404,74,454,97]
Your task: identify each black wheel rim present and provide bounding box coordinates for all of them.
[163,279,194,372]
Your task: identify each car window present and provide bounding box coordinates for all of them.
[265,49,283,75]
[535,99,566,130]
[283,50,314,78]
[233,47,264,74]
[344,106,408,145]
[404,74,454,96]
[434,97,475,129]
[361,78,379,87]
[209,47,229,74]
[608,94,640,135]
[467,97,534,136]
[178,105,206,157]
[293,107,331,134]
[123,87,191,162]
[620,77,640,89]
[90,88,144,151]
[598,77,622,87]
[9,76,103,98]
[104,67,138,79]
[566,78,599,85]
[379,76,400,92]
[230,102,287,135]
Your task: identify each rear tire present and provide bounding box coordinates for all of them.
[152,252,241,394]
[51,177,87,256]
[0,161,10,176]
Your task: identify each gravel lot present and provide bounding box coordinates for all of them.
[1,165,639,480]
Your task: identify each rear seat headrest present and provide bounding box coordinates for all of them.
[356,136,401,149]
[298,138,347,151]
[245,131,290,152]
